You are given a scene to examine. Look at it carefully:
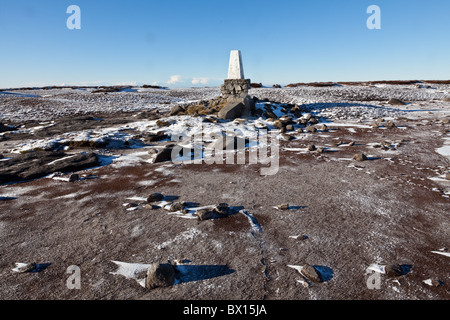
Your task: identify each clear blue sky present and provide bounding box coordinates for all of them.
[0,0,449,88]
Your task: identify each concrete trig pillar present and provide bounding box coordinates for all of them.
[228,50,245,80]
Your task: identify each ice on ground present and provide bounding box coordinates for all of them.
[154,228,202,250]
[431,250,450,258]
[435,137,450,160]
[367,263,386,274]
[110,260,151,288]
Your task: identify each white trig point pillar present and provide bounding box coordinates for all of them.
[228,50,245,80]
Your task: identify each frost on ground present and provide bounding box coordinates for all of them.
[0,83,449,300]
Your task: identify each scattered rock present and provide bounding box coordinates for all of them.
[388,98,406,105]
[285,124,294,131]
[423,279,444,287]
[353,153,367,162]
[196,208,216,221]
[290,235,309,241]
[305,126,317,133]
[68,173,79,182]
[318,124,328,131]
[169,201,187,212]
[316,147,325,154]
[170,105,186,116]
[301,264,322,283]
[442,97,450,102]
[12,262,37,273]
[277,203,289,210]
[144,133,169,142]
[214,203,229,215]
[0,123,17,133]
[145,263,175,289]
[385,263,413,277]
[385,121,396,128]
[307,144,316,152]
[281,133,294,141]
[153,146,175,163]
[309,117,319,125]
[0,151,99,184]
[445,172,450,180]
[147,193,164,203]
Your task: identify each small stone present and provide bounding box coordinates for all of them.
[385,121,396,128]
[196,208,215,221]
[353,153,367,162]
[170,105,186,116]
[318,124,328,131]
[68,173,79,182]
[169,202,186,212]
[370,122,379,129]
[305,126,317,133]
[214,203,229,215]
[385,263,412,277]
[144,204,157,210]
[424,279,444,287]
[13,262,37,273]
[307,144,316,151]
[348,141,355,146]
[277,203,289,210]
[316,147,325,154]
[388,98,406,105]
[301,264,322,283]
[285,124,294,131]
[445,172,450,180]
[145,263,175,289]
[308,117,319,125]
[147,193,164,203]
[281,133,294,141]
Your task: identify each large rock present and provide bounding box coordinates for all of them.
[0,151,99,184]
[145,263,175,289]
[218,100,244,120]
[218,95,255,120]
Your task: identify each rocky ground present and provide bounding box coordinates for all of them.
[0,83,449,300]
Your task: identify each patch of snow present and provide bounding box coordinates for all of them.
[110,260,151,288]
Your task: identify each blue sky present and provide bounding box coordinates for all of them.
[0,0,449,88]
